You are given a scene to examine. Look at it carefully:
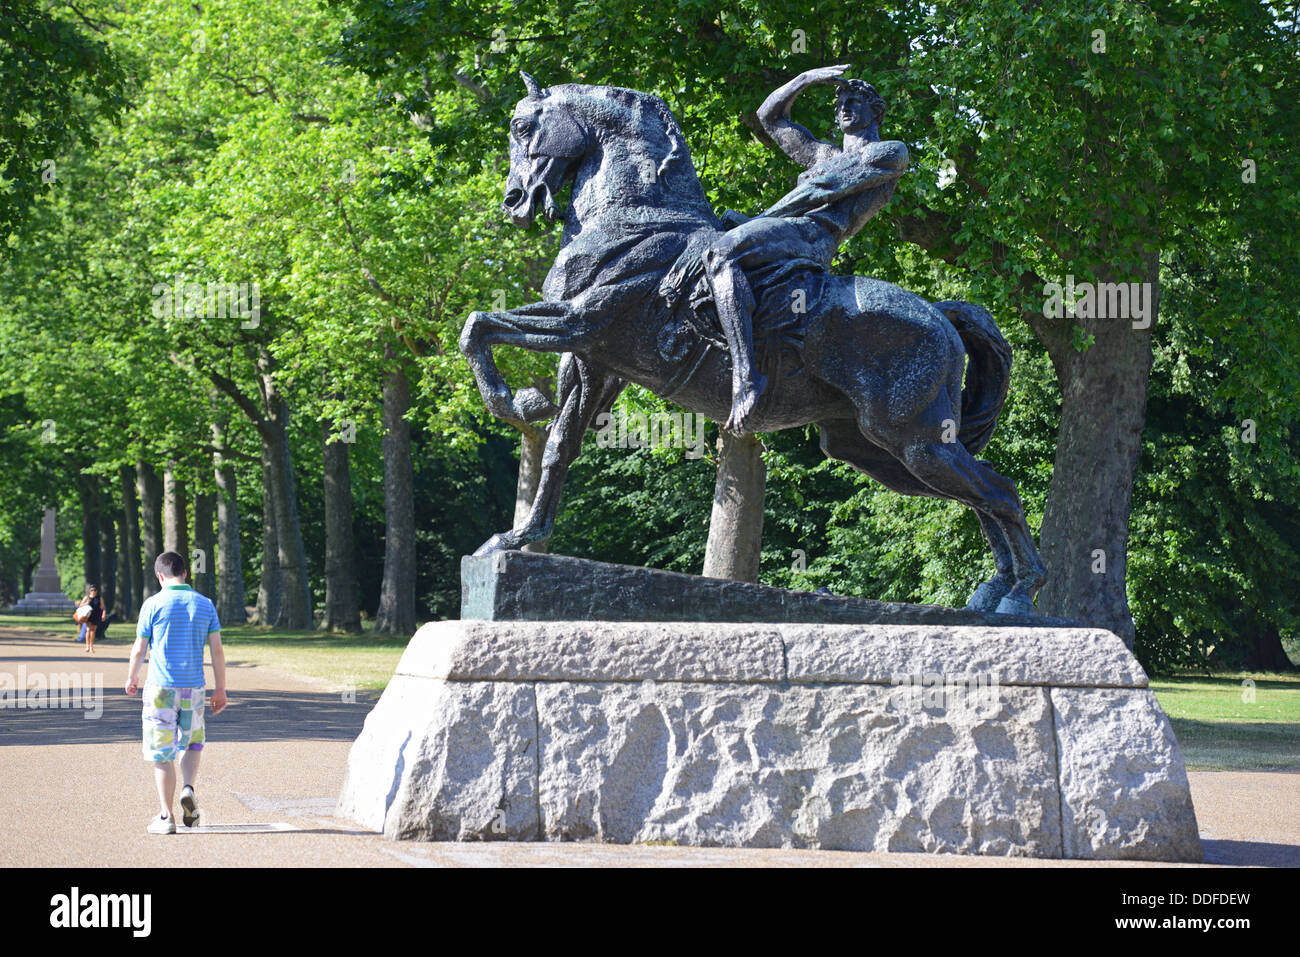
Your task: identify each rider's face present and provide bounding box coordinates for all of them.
[836,94,872,134]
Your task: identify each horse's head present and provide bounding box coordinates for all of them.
[503,72,590,228]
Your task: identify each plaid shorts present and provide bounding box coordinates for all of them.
[142,686,206,763]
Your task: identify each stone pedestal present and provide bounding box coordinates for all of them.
[337,619,1202,862]
[11,509,74,614]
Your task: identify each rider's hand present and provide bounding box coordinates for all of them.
[800,64,851,86]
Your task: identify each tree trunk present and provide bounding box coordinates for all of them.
[702,430,766,582]
[163,466,189,559]
[1036,262,1157,649]
[114,514,132,621]
[136,462,163,598]
[255,444,282,626]
[205,366,307,626]
[193,491,216,599]
[214,452,247,626]
[0,560,15,606]
[1240,623,1296,672]
[262,390,312,629]
[98,509,116,612]
[515,425,549,553]
[120,465,141,617]
[322,424,362,633]
[375,356,417,635]
[78,473,100,591]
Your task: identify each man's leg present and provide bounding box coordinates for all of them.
[153,761,176,819]
[701,245,766,432]
[176,688,206,826]
[143,687,181,827]
[180,748,201,788]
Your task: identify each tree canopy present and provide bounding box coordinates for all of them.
[0,0,1295,673]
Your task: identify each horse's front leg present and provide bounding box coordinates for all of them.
[459,299,593,427]
[473,354,625,556]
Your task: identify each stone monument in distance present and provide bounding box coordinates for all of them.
[12,508,76,615]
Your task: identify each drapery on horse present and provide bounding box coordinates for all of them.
[458,73,1047,615]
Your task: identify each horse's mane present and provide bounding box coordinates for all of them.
[549,84,689,181]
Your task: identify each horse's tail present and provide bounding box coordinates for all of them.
[933,300,1012,456]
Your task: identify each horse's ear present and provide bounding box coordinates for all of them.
[521,71,548,98]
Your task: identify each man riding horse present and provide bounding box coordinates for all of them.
[660,65,909,432]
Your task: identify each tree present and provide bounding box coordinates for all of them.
[0,0,126,255]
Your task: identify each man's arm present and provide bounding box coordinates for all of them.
[208,631,227,714]
[125,636,147,695]
[756,65,849,169]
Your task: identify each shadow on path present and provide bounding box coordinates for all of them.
[1202,839,1300,867]
[1,627,381,747]
[0,684,378,747]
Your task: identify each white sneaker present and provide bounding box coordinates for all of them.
[180,786,200,828]
[147,814,176,835]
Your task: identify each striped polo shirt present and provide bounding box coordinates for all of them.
[137,584,222,689]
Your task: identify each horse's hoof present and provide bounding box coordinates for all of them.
[966,577,1012,613]
[994,594,1039,617]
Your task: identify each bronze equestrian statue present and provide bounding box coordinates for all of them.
[459,69,1047,615]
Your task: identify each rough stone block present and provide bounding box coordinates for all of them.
[395,619,785,683]
[1052,687,1202,862]
[536,680,1061,855]
[338,674,539,840]
[781,623,1145,688]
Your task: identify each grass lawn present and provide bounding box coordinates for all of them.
[1150,672,1300,771]
[215,623,409,691]
[0,614,78,630]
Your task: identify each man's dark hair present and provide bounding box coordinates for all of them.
[154,551,187,579]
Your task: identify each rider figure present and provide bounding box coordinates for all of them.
[662,66,909,431]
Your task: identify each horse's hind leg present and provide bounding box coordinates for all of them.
[818,418,940,497]
[474,354,625,556]
[891,430,1046,614]
[817,419,1016,609]
[967,512,1017,612]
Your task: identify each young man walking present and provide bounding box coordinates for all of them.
[125,551,228,834]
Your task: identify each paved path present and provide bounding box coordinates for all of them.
[1,624,1295,867]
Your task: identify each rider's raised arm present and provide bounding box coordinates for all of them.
[756,67,848,169]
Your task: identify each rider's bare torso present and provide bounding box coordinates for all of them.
[792,139,910,251]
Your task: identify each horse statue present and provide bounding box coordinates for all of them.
[458,73,1047,615]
